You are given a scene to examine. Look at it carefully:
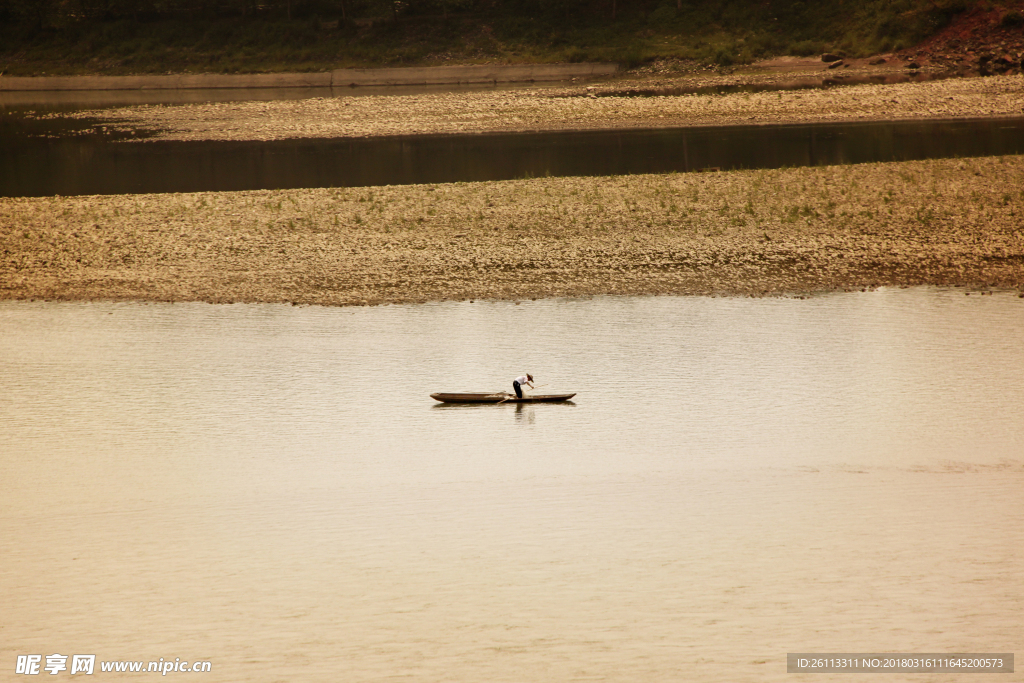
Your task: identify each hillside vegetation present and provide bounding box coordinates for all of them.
[0,0,987,75]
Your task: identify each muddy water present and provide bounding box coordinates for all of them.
[3,116,1024,197]
[1,288,1022,682]
[594,71,969,98]
[0,72,955,111]
[0,82,545,112]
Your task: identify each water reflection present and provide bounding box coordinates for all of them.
[0,82,547,113]
[429,400,575,429]
[4,117,1024,197]
[0,71,966,112]
[3,288,1021,470]
[593,70,971,98]
[1,289,1021,683]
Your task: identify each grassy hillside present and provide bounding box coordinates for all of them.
[0,0,980,76]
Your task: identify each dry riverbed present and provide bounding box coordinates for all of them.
[2,156,1023,305]
[53,72,1024,141]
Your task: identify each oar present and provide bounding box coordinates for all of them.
[499,383,546,403]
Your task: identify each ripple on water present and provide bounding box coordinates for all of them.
[1,287,1022,682]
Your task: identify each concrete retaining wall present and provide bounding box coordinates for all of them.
[0,63,617,91]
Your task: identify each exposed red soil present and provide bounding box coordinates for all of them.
[902,1,1024,74]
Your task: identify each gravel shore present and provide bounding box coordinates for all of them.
[3,155,1022,305]
[50,72,1024,141]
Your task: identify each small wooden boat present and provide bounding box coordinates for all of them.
[431,392,576,404]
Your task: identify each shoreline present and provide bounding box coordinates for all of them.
[2,156,1022,306]
[0,63,619,92]
[49,72,1024,142]
[0,56,933,93]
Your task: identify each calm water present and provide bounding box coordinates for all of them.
[2,289,1022,681]
[0,82,548,112]
[3,117,1024,197]
[598,71,969,98]
[0,72,960,112]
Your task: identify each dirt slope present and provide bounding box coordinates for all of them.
[902,1,1024,74]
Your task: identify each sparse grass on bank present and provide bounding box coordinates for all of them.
[2,156,1022,305]
[0,0,975,76]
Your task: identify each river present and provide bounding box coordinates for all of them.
[3,116,1024,197]
[2,288,1021,681]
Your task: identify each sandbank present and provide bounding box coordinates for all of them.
[2,156,1022,306]
[43,73,1024,142]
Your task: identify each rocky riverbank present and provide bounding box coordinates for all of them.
[903,1,1024,75]
[2,155,1022,306]
[48,72,1024,142]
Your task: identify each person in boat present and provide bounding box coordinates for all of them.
[512,374,534,399]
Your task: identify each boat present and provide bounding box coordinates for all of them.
[430,392,576,404]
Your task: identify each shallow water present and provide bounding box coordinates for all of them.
[595,71,970,98]
[3,117,1024,197]
[0,71,960,112]
[0,81,547,113]
[1,288,1022,681]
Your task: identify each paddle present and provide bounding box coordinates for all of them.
[497,382,548,403]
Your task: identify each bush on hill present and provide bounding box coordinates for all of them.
[0,0,979,75]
